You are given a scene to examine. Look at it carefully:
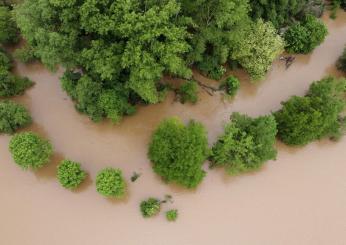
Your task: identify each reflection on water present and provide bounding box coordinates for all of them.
[1,11,346,245]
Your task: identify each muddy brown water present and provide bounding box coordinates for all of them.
[1,12,346,245]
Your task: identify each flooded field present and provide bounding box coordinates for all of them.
[1,12,346,245]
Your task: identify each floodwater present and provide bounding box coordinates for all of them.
[1,11,346,245]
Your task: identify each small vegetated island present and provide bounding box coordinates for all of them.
[1,0,346,221]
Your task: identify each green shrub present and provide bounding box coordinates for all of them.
[337,46,346,73]
[57,160,87,190]
[0,68,34,97]
[14,45,37,63]
[220,76,240,97]
[9,132,53,170]
[166,209,178,222]
[284,15,328,54]
[140,198,161,218]
[0,6,18,44]
[0,48,12,70]
[211,113,277,175]
[275,77,346,146]
[96,168,126,198]
[0,100,31,134]
[148,118,209,188]
[178,80,198,104]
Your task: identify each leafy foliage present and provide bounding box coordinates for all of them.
[220,75,240,97]
[275,77,346,146]
[211,113,277,175]
[337,46,346,73]
[14,44,37,63]
[178,80,198,104]
[9,132,53,170]
[249,0,324,28]
[96,168,126,198]
[0,100,31,134]
[148,118,209,188]
[284,15,328,54]
[0,48,12,70]
[230,20,284,80]
[166,209,178,221]
[15,0,192,104]
[0,6,18,44]
[61,71,135,122]
[57,160,87,190]
[140,198,161,218]
[0,68,33,97]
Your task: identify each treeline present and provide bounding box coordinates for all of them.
[3,0,328,122]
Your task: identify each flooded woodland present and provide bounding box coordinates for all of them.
[1,11,346,245]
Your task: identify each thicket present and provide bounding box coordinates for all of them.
[0,5,18,44]
[96,168,126,198]
[337,46,346,72]
[0,100,31,134]
[148,118,209,188]
[140,198,161,218]
[275,77,346,146]
[57,160,87,190]
[9,132,53,170]
[210,113,277,175]
[0,48,12,70]
[284,15,328,54]
[178,80,198,104]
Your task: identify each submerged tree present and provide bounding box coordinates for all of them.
[148,118,209,188]
[57,160,87,190]
[275,77,346,146]
[210,113,277,175]
[0,100,32,134]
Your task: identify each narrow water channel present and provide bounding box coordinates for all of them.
[1,11,346,245]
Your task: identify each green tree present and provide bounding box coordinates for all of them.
[96,168,126,198]
[284,15,328,54]
[15,0,192,105]
[275,77,346,146]
[0,48,12,70]
[0,6,18,44]
[140,198,161,218]
[9,132,53,170]
[230,20,284,80]
[166,209,178,221]
[178,80,198,104]
[57,160,87,190]
[0,68,33,97]
[0,100,31,134]
[211,113,277,175]
[337,46,346,73]
[219,75,240,97]
[148,118,209,188]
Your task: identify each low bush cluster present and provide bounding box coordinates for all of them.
[0,69,33,97]
[57,160,87,190]
[140,198,161,218]
[178,80,198,104]
[284,15,328,54]
[166,209,178,222]
[148,118,209,188]
[0,6,18,44]
[220,76,240,97]
[0,100,31,134]
[337,46,346,73]
[275,77,346,146]
[96,168,126,198]
[9,132,53,170]
[210,113,278,175]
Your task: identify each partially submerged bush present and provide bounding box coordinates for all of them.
[337,46,346,72]
[178,80,198,104]
[14,45,37,63]
[220,76,240,97]
[0,48,12,70]
[166,209,178,222]
[140,198,161,218]
[9,132,53,170]
[148,118,209,188]
[57,160,87,190]
[284,15,328,54]
[0,68,34,97]
[210,113,277,175]
[0,6,18,44]
[61,72,135,123]
[0,100,31,134]
[275,77,346,146]
[96,168,126,198]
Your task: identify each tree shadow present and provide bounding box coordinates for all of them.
[72,174,93,193]
[106,192,130,205]
[34,152,64,181]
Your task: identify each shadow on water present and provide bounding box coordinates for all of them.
[73,174,93,193]
[34,152,64,181]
